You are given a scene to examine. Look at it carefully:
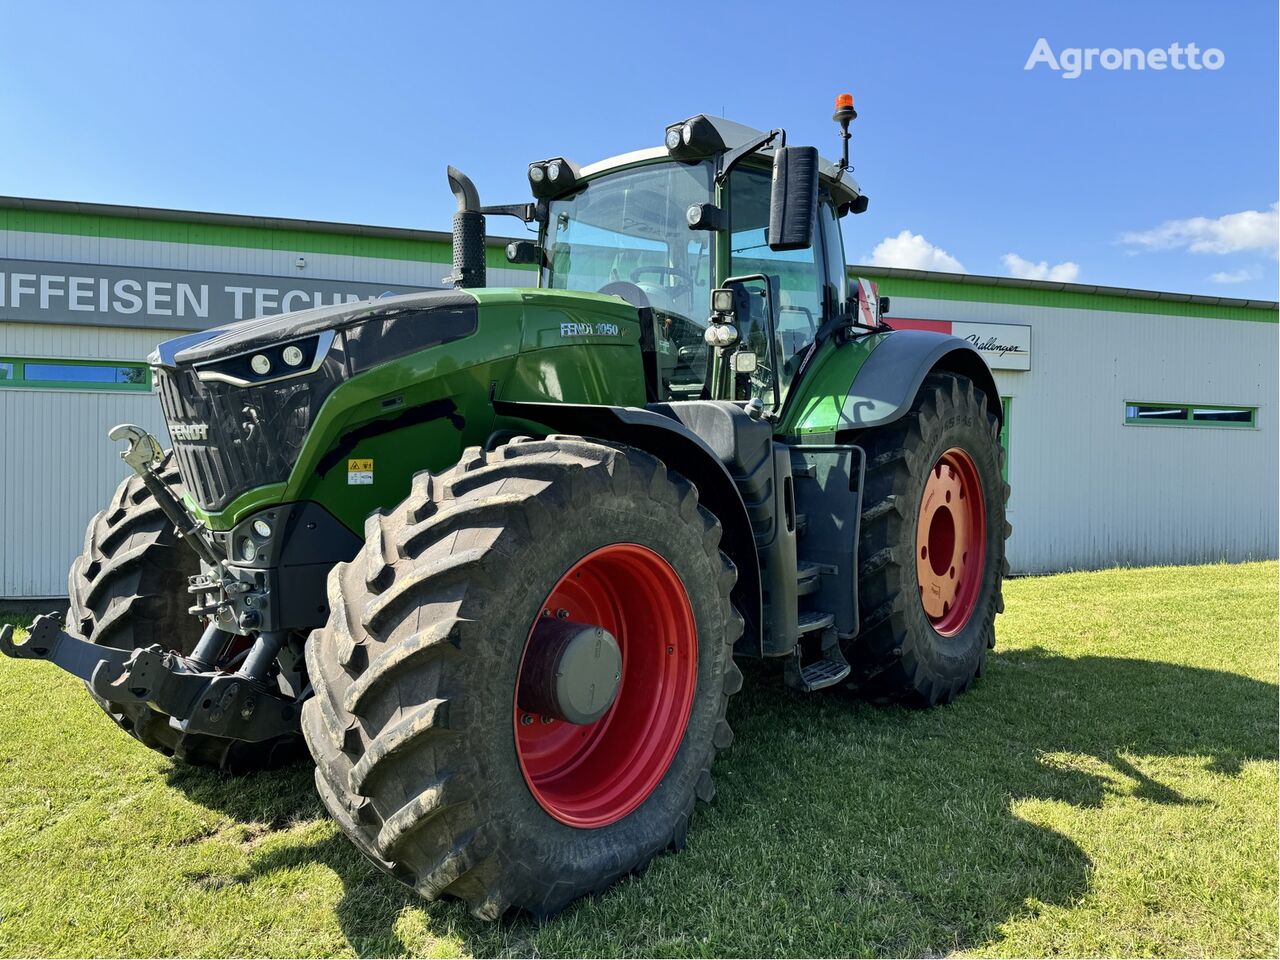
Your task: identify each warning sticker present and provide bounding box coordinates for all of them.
[347,458,374,485]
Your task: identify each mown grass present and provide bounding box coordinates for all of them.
[0,561,1275,958]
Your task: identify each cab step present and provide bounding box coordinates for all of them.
[783,616,851,692]
[797,609,834,635]
[797,561,822,597]
[795,657,851,691]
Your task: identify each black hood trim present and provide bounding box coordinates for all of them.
[168,289,477,365]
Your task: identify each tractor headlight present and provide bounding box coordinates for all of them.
[281,345,305,367]
[238,537,256,562]
[664,115,726,160]
[528,157,580,199]
[252,519,272,539]
[703,324,740,347]
[250,354,272,375]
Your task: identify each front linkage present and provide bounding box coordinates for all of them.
[0,424,301,744]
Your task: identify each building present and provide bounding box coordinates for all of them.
[1,195,1275,598]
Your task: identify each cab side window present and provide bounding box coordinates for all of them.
[728,167,825,400]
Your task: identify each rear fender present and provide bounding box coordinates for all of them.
[788,330,1002,440]
[491,399,764,655]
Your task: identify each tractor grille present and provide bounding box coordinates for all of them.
[155,353,346,512]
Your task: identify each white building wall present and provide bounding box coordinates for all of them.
[1,229,534,289]
[0,230,532,597]
[0,322,184,597]
[890,297,1279,573]
[2,223,1275,594]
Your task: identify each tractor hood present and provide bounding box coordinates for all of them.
[150,289,482,514]
[152,289,477,368]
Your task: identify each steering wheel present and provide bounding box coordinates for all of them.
[629,265,693,295]
[597,281,651,310]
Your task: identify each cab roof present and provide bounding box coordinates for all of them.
[580,115,863,198]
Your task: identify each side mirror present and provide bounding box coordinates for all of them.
[505,240,543,266]
[767,146,819,252]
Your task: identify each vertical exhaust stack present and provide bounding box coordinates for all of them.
[445,166,486,289]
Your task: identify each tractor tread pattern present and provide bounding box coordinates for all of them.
[848,372,1011,705]
[66,453,303,773]
[302,436,743,920]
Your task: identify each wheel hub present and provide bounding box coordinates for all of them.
[517,619,622,725]
[916,448,987,636]
[513,543,697,828]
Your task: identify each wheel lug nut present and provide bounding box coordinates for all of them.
[556,608,569,619]
[540,715,554,725]
[520,713,534,725]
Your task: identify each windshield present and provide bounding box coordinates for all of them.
[543,161,715,399]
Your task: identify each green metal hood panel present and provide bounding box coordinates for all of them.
[184,287,646,532]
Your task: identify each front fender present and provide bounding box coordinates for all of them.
[491,399,763,655]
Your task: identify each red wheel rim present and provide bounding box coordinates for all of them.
[916,448,986,637]
[514,543,697,828]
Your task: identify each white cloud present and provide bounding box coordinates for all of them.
[1120,202,1279,255]
[1002,253,1080,282]
[868,230,964,273]
[1209,268,1257,284]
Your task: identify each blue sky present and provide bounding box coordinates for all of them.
[2,0,1276,298]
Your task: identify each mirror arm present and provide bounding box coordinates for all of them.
[716,128,786,184]
[478,202,543,224]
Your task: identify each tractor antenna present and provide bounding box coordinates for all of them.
[832,92,857,180]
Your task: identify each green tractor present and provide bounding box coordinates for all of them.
[2,99,1009,919]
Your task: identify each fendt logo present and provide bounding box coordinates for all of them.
[169,422,209,442]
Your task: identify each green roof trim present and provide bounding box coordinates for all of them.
[0,205,536,272]
[855,269,1277,323]
[0,199,1270,319]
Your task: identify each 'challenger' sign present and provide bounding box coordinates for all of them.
[0,258,434,331]
[886,317,1032,370]
[951,322,1032,370]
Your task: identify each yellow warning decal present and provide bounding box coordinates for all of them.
[347,458,374,485]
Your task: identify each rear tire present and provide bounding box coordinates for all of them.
[68,454,304,773]
[848,372,1010,705]
[302,437,743,919]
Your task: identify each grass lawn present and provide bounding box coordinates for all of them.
[0,561,1275,958]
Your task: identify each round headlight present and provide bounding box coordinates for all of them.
[529,164,545,184]
[250,353,271,375]
[252,519,272,539]
[664,127,682,150]
[281,345,305,367]
[681,122,694,145]
[547,162,561,182]
[238,537,256,562]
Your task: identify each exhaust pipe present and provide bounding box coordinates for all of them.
[445,166,485,289]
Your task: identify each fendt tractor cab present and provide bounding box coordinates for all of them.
[2,97,1009,919]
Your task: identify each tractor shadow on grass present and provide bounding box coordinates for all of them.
[165,647,1278,957]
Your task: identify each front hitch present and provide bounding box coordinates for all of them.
[0,614,300,742]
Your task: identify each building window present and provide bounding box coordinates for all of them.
[1124,401,1256,428]
[999,397,1011,482]
[0,357,152,392]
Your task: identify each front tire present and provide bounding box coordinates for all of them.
[302,437,743,919]
[849,372,1010,705]
[67,454,304,772]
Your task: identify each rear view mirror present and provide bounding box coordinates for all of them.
[767,146,819,251]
